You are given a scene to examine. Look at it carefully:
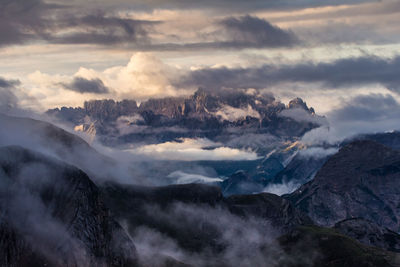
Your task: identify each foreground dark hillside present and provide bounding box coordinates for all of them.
[0,146,137,267]
[288,140,400,231]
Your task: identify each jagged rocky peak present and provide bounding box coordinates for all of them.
[46,89,323,145]
[193,87,276,109]
[139,96,189,118]
[288,97,315,114]
[83,99,138,121]
[48,89,313,124]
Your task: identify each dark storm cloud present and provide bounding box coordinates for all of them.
[75,0,373,12]
[0,0,379,49]
[50,13,157,45]
[0,3,295,50]
[0,0,154,47]
[143,15,299,51]
[0,77,20,88]
[218,15,298,48]
[0,77,20,112]
[178,55,400,92]
[329,94,400,122]
[0,0,56,46]
[61,77,110,94]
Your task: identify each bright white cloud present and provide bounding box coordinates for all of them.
[100,52,186,100]
[301,93,400,145]
[21,52,188,111]
[125,138,261,161]
[167,171,223,184]
[214,104,261,122]
[263,181,300,196]
[279,108,327,125]
[298,147,338,159]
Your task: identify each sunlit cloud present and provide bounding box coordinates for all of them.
[125,138,261,161]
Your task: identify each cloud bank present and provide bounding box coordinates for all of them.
[302,93,400,145]
[179,55,400,92]
[125,138,261,161]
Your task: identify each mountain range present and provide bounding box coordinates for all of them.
[45,89,327,194]
[2,92,400,266]
[47,88,320,147]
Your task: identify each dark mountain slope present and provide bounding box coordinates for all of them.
[287,140,400,231]
[334,218,400,252]
[101,181,400,267]
[0,146,137,267]
[100,182,311,254]
[279,225,400,267]
[0,113,120,182]
[225,193,313,233]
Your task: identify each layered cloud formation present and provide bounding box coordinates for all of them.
[1,0,400,135]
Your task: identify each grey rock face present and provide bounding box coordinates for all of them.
[287,140,400,231]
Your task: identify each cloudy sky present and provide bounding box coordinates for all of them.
[1,0,400,115]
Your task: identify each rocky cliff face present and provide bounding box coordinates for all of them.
[287,140,400,232]
[47,89,320,146]
[0,146,137,267]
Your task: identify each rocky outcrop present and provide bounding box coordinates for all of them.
[287,97,315,114]
[0,146,137,266]
[287,140,400,231]
[84,99,138,122]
